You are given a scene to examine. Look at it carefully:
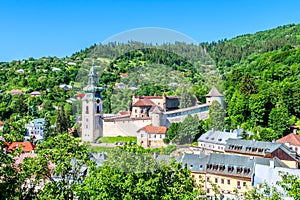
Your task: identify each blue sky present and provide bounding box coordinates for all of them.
[1,0,300,61]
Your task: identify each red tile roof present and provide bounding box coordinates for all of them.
[8,141,36,152]
[132,99,155,107]
[9,89,23,94]
[0,121,4,125]
[119,111,131,115]
[138,124,167,134]
[76,93,85,99]
[277,133,300,146]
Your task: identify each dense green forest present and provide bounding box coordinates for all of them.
[0,24,300,141]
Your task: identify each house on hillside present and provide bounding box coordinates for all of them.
[9,89,23,95]
[277,127,300,156]
[225,138,299,168]
[30,91,41,97]
[197,128,243,153]
[25,118,45,140]
[7,141,36,153]
[0,121,4,132]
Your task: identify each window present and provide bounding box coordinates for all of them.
[135,109,137,113]
[86,125,88,129]
[215,178,218,183]
[160,135,162,139]
[243,182,246,187]
[86,118,88,122]
[86,106,89,114]
[141,134,144,138]
[221,179,224,184]
[227,179,230,185]
[237,181,240,186]
[199,165,203,169]
[206,177,210,182]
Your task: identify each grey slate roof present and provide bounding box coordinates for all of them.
[206,86,223,97]
[180,152,288,177]
[206,153,287,177]
[180,153,209,172]
[150,105,164,114]
[197,129,243,145]
[225,139,298,160]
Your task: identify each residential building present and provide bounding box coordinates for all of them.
[137,106,167,148]
[0,120,4,132]
[25,118,45,139]
[181,153,288,197]
[225,138,299,168]
[7,141,36,153]
[197,128,243,153]
[30,91,41,97]
[253,163,300,198]
[277,128,300,155]
[9,89,23,95]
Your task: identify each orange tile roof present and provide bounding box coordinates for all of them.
[277,133,300,146]
[138,124,167,134]
[0,121,4,125]
[132,99,155,107]
[8,141,36,152]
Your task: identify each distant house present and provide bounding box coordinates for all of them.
[52,67,61,72]
[38,104,43,111]
[7,141,36,153]
[197,129,243,153]
[30,91,41,97]
[59,84,72,91]
[9,89,23,95]
[16,69,24,73]
[0,121,4,132]
[225,138,299,168]
[277,128,300,156]
[76,93,85,99]
[25,118,45,139]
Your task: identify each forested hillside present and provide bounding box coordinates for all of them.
[0,24,300,141]
[225,46,300,140]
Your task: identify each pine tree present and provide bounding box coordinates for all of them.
[209,100,226,131]
[43,115,51,141]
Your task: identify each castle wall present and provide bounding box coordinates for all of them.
[103,119,151,137]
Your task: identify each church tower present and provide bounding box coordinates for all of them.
[81,66,104,142]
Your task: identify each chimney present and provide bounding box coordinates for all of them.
[293,128,297,134]
[270,160,275,168]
